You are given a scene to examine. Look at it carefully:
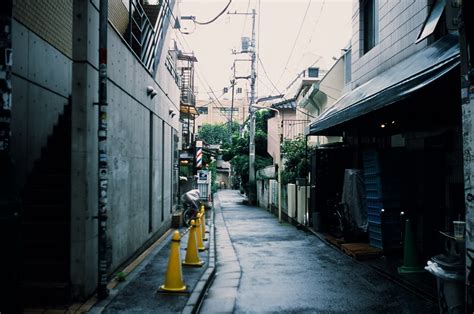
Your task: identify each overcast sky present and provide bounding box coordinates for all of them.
[177,0,353,100]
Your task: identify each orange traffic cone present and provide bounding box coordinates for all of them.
[200,208,207,241]
[183,220,204,267]
[159,231,187,292]
[195,213,206,252]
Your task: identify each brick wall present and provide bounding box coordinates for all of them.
[109,0,129,36]
[13,0,73,58]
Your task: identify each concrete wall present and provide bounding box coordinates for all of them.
[70,0,180,298]
[351,0,429,87]
[11,18,72,188]
[13,0,181,299]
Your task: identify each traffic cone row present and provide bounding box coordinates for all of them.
[159,210,208,293]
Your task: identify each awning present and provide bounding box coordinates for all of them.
[180,103,199,116]
[309,34,460,135]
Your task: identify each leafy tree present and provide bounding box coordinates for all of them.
[221,110,272,190]
[197,122,238,145]
[280,136,315,185]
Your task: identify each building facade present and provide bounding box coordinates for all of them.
[8,0,182,306]
[308,0,462,270]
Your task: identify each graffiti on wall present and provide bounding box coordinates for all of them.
[0,6,12,157]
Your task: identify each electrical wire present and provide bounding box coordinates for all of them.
[275,0,313,89]
[257,55,315,119]
[193,0,233,25]
[257,55,281,96]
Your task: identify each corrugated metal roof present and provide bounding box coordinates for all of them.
[309,34,460,135]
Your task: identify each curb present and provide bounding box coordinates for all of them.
[182,203,217,314]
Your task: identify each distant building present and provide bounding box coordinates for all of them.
[195,83,250,129]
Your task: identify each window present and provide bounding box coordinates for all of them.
[219,108,238,113]
[361,0,378,54]
[197,107,208,114]
[308,67,319,78]
[416,0,446,44]
[343,49,352,85]
[224,87,229,93]
[236,87,242,94]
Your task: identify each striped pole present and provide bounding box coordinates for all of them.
[196,147,202,169]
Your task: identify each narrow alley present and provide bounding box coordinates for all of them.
[201,190,437,313]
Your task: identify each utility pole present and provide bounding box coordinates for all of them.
[228,9,257,203]
[230,63,236,132]
[248,9,257,204]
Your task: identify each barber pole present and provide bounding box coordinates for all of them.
[196,140,203,169]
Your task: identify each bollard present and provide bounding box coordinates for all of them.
[200,207,207,241]
[182,220,204,267]
[195,213,206,252]
[159,231,187,292]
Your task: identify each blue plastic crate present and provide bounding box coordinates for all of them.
[363,159,381,176]
[368,212,381,224]
[369,238,383,249]
[366,197,400,209]
[369,222,382,235]
[366,197,384,209]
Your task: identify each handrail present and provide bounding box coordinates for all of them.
[126,0,171,74]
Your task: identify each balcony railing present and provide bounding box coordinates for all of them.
[126,0,171,74]
[180,87,195,106]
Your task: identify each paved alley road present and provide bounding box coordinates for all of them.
[201,190,436,313]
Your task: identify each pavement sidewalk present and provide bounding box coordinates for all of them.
[88,208,216,313]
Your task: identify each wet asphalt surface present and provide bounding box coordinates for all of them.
[201,190,437,313]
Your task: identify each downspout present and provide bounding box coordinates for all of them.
[97,0,109,299]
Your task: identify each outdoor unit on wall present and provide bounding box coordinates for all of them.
[307,67,319,78]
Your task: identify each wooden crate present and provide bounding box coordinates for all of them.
[340,243,382,260]
[324,234,345,248]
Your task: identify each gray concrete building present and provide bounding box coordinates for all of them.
[9,0,182,305]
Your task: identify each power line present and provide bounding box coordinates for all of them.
[257,55,281,96]
[186,0,233,25]
[257,55,315,119]
[275,0,313,89]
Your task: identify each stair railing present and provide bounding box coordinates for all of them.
[126,0,171,74]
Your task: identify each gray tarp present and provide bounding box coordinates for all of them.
[341,169,368,232]
[309,34,460,135]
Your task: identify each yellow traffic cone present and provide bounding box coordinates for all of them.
[159,231,187,292]
[200,208,207,241]
[195,213,206,252]
[183,220,204,267]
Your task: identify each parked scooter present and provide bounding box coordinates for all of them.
[181,189,201,227]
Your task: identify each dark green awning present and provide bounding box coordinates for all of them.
[309,34,460,135]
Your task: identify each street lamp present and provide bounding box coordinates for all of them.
[251,104,283,223]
